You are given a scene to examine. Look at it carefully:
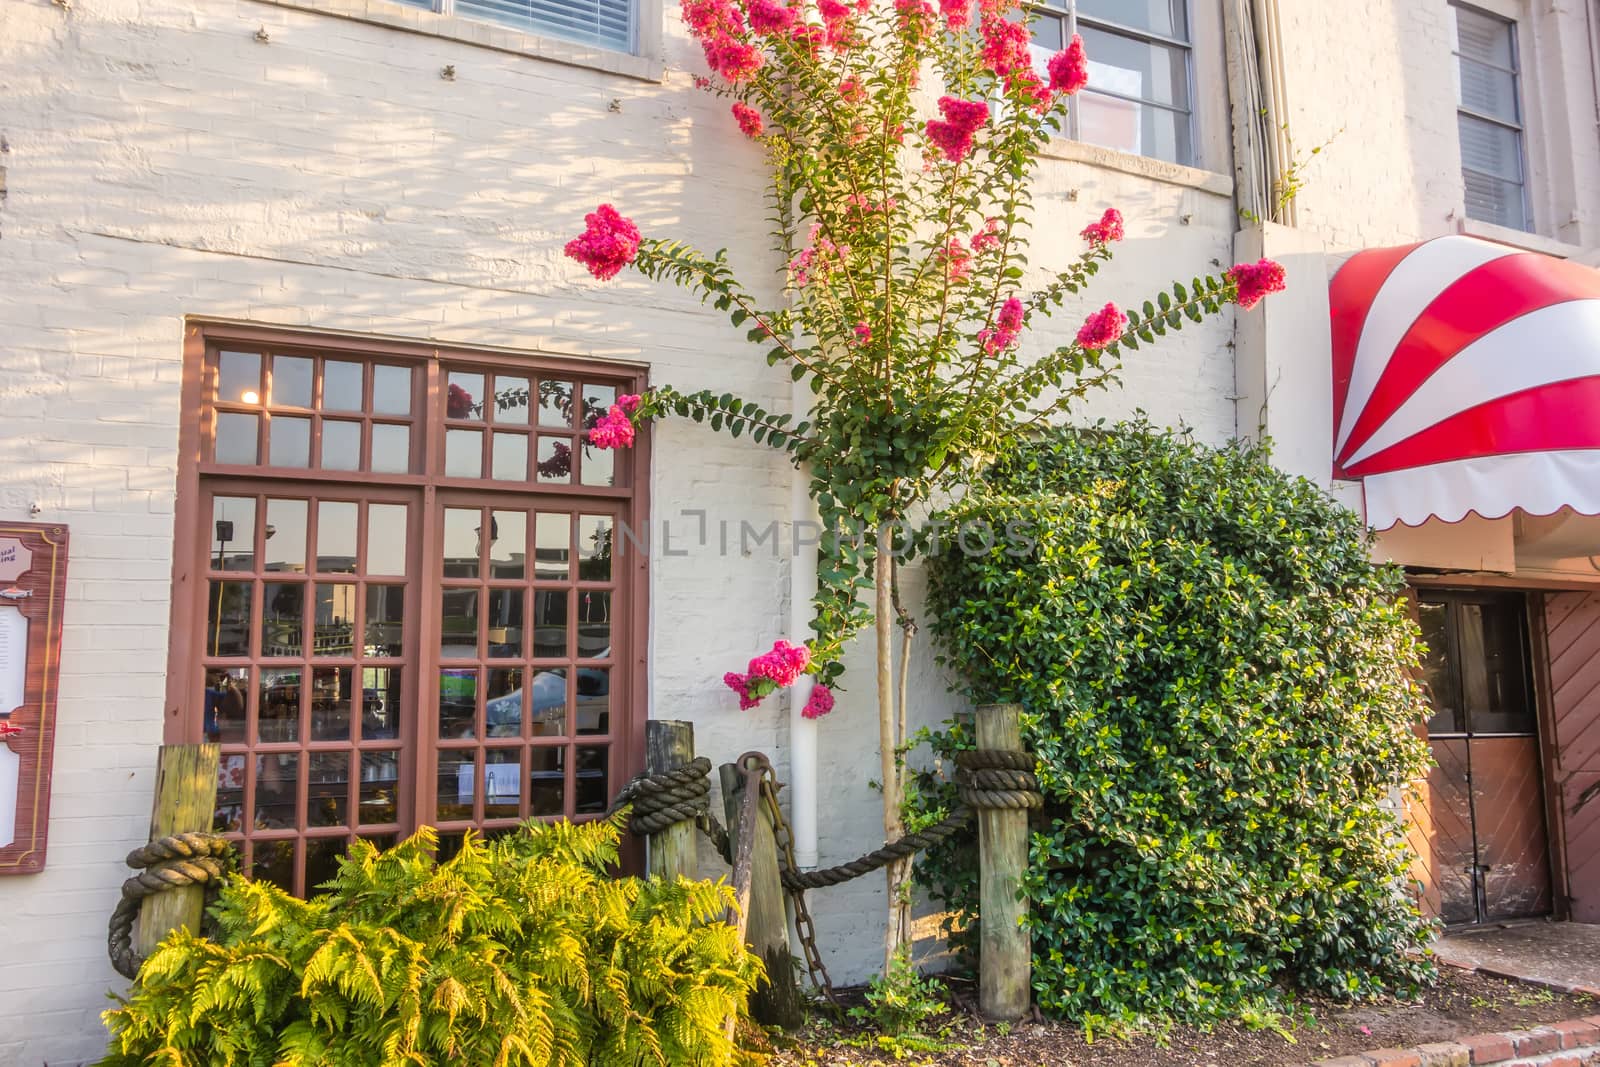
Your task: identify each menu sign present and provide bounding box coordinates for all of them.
[0,524,69,874]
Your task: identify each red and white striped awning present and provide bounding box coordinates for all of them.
[1331,235,1600,531]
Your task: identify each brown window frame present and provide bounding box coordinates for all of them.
[166,321,651,890]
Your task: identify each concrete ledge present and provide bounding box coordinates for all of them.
[1313,1015,1600,1067]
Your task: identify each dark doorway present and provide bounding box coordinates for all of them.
[1416,590,1552,926]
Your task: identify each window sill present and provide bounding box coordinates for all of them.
[249,0,666,83]
[1040,139,1233,198]
[1458,217,1589,260]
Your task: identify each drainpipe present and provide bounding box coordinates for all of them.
[788,376,820,869]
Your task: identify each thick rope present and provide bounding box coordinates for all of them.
[108,831,235,980]
[954,749,1045,812]
[776,748,1044,891]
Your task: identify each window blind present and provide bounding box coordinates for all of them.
[455,0,633,51]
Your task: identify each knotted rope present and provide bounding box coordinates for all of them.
[954,748,1045,811]
[607,755,733,859]
[108,831,235,980]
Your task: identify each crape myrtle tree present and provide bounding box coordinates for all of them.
[562,0,1287,968]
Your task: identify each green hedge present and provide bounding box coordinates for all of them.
[101,818,763,1066]
[918,424,1434,1022]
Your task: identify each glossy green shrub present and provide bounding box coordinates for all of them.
[918,423,1435,1022]
[100,818,764,1067]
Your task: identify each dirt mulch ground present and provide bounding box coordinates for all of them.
[766,968,1599,1066]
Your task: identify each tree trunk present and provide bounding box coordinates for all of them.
[875,535,909,969]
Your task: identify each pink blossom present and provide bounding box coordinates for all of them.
[681,0,745,40]
[978,295,1026,354]
[748,639,811,687]
[853,320,872,345]
[938,0,970,29]
[746,0,796,34]
[1047,33,1089,94]
[1077,302,1127,351]
[588,404,636,449]
[564,204,641,281]
[846,194,898,215]
[838,77,866,103]
[894,0,935,42]
[971,217,1003,254]
[703,34,763,80]
[1227,258,1288,310]
[941,237,973,283]
[723,672,767,711]
[447,382,475,419]
[925,96,989,163]
[618,393,642,414]
[818,0,854,46]
[692,75,713,90]
[802,685,836,719]
[979,14,1032,86]
[1080,207,1124,247]
[732,101,764,137]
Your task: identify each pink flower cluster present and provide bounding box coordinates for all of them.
[925,96,990,164]
[939,0,970,29]
[1080,207,1124,247]
[802,684,835,719]
[732,102,764,138]
[682,0,762,80]
[564,204,641,281]
[979,296,1026,354]
[1227,258,1287,310]
[978,15,1029,83]
[788,224,849,287]
[894,0,936,43]
[746,0,795,34]
[1047,33,1089,94]
[941,237,973,283]
[838,77,866,103]
[1077,302,1127,351]
[588,394,641,450]
[971,217,1003,254]
[853,320,873,345]
[724,639,813,710]
[446,382,475,419]
[817,0,854,46]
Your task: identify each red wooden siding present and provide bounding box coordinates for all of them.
[1543,591,1600,922]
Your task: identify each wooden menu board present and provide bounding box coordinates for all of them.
[0,523,69,875]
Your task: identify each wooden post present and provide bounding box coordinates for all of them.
[646,720,697,882]
[135,743,220,958]
[976,703,1030,1021]
[720,760,805,1030]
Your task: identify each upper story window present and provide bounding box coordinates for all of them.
[1029,0,1194,166]
[397,0,634,54]
[1450,2,1530,231]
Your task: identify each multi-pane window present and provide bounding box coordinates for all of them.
[394,0,634,54]
[1451,2,1530,231]
[1029,0,1194,166]
[181,332,645,895]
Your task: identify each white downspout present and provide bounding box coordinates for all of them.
[788,376,820,869]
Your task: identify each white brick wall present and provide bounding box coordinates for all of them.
[0,0,1240,1061]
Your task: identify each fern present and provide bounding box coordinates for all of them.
[100,819,765,1067]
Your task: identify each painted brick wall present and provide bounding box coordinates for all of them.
[0,0,1236,1061]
